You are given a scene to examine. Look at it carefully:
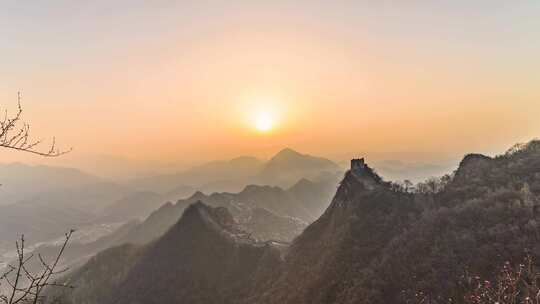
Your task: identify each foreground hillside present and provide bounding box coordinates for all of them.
[49,203,283,304]
[50,140,540,303]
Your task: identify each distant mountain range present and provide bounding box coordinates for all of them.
[1,149,341,286]
[0,163,107,206]
[125,148,343,194]
[0,148,341,254]
[14,173,338,287]
[120,176,338,247]
[0,163,131,248]
[50,140,540,304]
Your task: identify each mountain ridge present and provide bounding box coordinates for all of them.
[125,148,342,194]
[119,176,336,246]
[50,140,540,304]
[109,202,281,304]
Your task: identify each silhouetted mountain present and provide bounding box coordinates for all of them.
[120,177,337,246]
[0,164,163,255]
[125,149,342,194]
[54,140,540,304]
[114,202,282,304]
[50,203,282,304]
[0,179,133,254]
[253,166,420,304]
[126,156,264,193]
[0,201,94,247]
[0,163,105,205]
[252,140,540,303]
[235,184,312,220]
[46,243,144,304]
[257,148,342,187]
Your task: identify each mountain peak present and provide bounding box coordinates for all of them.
[107,201,282,304]
[273,148,303,160]
[312,161,388,225]
[453,153,493,183]
[187,190,207,201]
[348,158,384,184]
[289,178,314,189]
[460,153,492,166]
[258,148,342,188]
[179,201,240,235]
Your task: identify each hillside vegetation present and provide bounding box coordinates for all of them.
[49,140,540,304]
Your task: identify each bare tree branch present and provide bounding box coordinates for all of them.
[0,230,75,304]
[0,92,74,303]
[0,92,71,157]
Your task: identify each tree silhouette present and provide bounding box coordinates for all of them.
[1,232,74,304]
[0,92,71,157]
[0,93,73,303]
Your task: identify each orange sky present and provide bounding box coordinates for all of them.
[0,1,539,176]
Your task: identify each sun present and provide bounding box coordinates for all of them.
[241,96,284,134]
[254,111,274,132]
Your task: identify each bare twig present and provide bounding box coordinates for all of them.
[0,92,71,157]
[0,230,75,304]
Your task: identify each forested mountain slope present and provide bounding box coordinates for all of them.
[51,140,540,304]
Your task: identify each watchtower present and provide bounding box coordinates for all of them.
[351,158,366,173]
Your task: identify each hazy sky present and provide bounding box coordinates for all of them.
[0,1,539,174]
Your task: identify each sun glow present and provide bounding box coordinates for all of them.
[239,95,286,134]
[254,111,275,132]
